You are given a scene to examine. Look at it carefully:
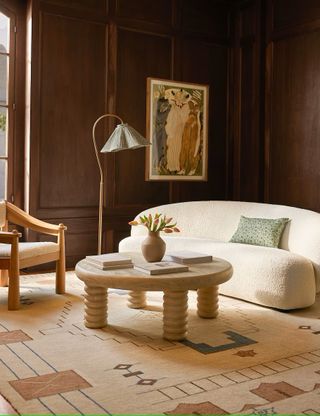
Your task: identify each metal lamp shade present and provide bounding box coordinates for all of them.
[100,123,150,153]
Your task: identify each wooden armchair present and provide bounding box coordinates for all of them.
[0,201,66,310]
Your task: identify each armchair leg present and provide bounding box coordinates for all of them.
[0,270,8,287]
[56,261,65,294]
[56,224,66,294]
[8,270,20,311]
[8,232,20,310]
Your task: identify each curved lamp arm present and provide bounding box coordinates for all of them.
[92,113,124,180]
[92,113,124,254]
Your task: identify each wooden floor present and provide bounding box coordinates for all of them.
[0,394,17,415]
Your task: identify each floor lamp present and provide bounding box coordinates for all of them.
[92,113,150,255]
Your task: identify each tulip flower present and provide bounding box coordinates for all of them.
[128,220,139,226]
[129,213,180,233]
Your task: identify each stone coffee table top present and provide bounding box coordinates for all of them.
[75,252,232,291]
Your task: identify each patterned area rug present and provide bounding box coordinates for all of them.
[0,272,320,415]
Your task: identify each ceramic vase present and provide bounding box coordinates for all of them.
[141,231,166,262]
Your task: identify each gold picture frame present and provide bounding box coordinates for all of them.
[145,77,209,181]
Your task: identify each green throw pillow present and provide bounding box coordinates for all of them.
[229,216,290,248]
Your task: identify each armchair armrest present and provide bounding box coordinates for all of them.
[0,230,22,244]
[6,202,67,236]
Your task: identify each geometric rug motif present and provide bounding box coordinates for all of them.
[0,330,32,345]
[181,330,257,353]
[0,272,320,415]
[9,370,91,400]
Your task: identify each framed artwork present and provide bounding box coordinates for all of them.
[145,78,209,181]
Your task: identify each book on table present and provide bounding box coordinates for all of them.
[85,253,133,268]
[165,250,213,264]
[85,259,134,271]
[134,261,189,275]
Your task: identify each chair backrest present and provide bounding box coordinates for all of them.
[132,200,320,285]
[0,200,6,228]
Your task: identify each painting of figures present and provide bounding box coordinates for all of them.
[145,78,209,181]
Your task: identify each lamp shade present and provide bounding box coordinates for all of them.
[100,123,150,153]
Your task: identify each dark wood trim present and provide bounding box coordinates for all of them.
[232,8,241,200]
[27,0,40,216]
[264,40,273,203]
[39,0,108,22]
[8,12,15,203]
[252,0,263,202]
[105,22,117,211]
[0,0,26,209]
[257,0,266,202]
[230,0,264,203]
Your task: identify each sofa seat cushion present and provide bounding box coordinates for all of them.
[119,236,316,310]
[0,242,59,260]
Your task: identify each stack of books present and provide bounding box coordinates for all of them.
[85,253,133,270]
[134,262,189,275]
[165,250,213,264]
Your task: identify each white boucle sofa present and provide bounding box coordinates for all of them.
[119,201,320,310]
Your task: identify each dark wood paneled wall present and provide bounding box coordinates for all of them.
[27,0,232,266]
[265,0,320,211]
[232,0,264,202]
[233,0,320,213]
[10,0,320,270]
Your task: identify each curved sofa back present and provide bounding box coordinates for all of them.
[132,200,320,282]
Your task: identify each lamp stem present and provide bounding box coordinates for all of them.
[92,113,124,254]
[98,180,103,255]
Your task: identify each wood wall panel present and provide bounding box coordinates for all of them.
[115,0,172,26]
[267,31,320,209]
[38,13,106,209]
[40,0,108,16]
[177,39,229,201]
[114,28,172,208]
[263,0,320,212]
[60,218,98,255]
[181,0,230,39]
[233,0,320,213]
[272,0,320,32]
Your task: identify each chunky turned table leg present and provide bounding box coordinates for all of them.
[163,291,188,341]
[128,290,146,309]
[84,285,108,328]
[197,286,219,318]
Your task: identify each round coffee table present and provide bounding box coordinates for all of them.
[75,253,233,341]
